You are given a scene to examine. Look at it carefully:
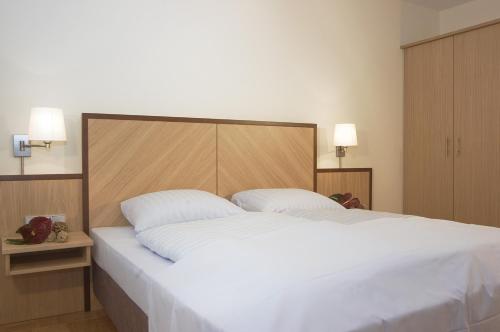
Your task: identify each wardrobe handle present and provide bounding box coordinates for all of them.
[456,138,462,157]
[445,137,450,158]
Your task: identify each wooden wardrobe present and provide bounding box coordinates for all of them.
[404,21,500,227]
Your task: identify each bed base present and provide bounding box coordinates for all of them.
[92,260,148,332]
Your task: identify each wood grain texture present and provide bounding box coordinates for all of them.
[403,37,454,220]
[0,179,82,234]
[217,124,315,198]
[0,256,84,325]
[0,174,82,181]
[0,178,84,324]
[82,112,316,128]
[454,23,500,227]
[316,169,372,209]
[3,232,92,276]
[6,247,90,276]
[2,232,92,255]
[0,310,116,332]
[87,119,217,228]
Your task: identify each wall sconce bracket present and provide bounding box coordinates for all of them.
[336,146,346,158]
[13,134,53,174]
[13,134,31,157]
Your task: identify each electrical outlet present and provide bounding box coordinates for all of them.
[24,214,66,224]
[51,214,66,222]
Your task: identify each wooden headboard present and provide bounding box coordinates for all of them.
[83,113,316,231]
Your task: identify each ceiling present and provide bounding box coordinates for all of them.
[403,0,474,11]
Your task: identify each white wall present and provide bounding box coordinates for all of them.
[0,0,403,212]
[401,1,440,44]
[401,0,500,45]
[440,0,500,33]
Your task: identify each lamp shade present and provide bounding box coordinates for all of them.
[333,123,357,147]
[28,107,66,141]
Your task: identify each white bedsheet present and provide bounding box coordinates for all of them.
[90,226,173,314]
[285,208,410,224]
[146,214,500,332]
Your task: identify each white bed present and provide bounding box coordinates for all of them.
[91,208,500,332]
[139,212,500,332]
[91,226,173,314]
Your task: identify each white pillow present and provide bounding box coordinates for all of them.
[231,188,344,213]
[121,189,245,232]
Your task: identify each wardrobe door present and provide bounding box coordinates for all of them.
[404,37,454,219]
[454,24,500,227]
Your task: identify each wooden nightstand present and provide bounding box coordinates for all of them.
[316,168,373,209]
[1,231,93,276]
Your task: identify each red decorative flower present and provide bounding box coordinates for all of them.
[16,216,53,244]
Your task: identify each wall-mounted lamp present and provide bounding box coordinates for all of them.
[334,123,357,168]
[13,107,67,175]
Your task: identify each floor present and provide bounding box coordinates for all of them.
[0,310,116,332]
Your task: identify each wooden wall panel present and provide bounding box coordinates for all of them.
[87,119,217,228]
[316,169,372,209]
[0,177,84,325]
[454,23,500,227]
[217,124,315,198]
[0,179,82,234]
[403,37,454,220]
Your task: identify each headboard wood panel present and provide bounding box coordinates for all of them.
[83,114,317,230]
[217,124,316,197]
[86,118,217,228]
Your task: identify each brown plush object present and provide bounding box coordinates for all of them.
[52,221,68,233]
[47,231,57,242]
[56,230,69,243]
[33,222,70,243]
[50,222,69,243]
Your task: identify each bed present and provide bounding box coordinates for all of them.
[83,113,317,331]
[90,208,500,332]
[83,113,500,332]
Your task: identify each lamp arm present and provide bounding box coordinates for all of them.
[20,141,52,150]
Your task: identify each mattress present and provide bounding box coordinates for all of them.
[90,226,173,314]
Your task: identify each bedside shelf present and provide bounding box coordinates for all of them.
[2,231,93,276]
